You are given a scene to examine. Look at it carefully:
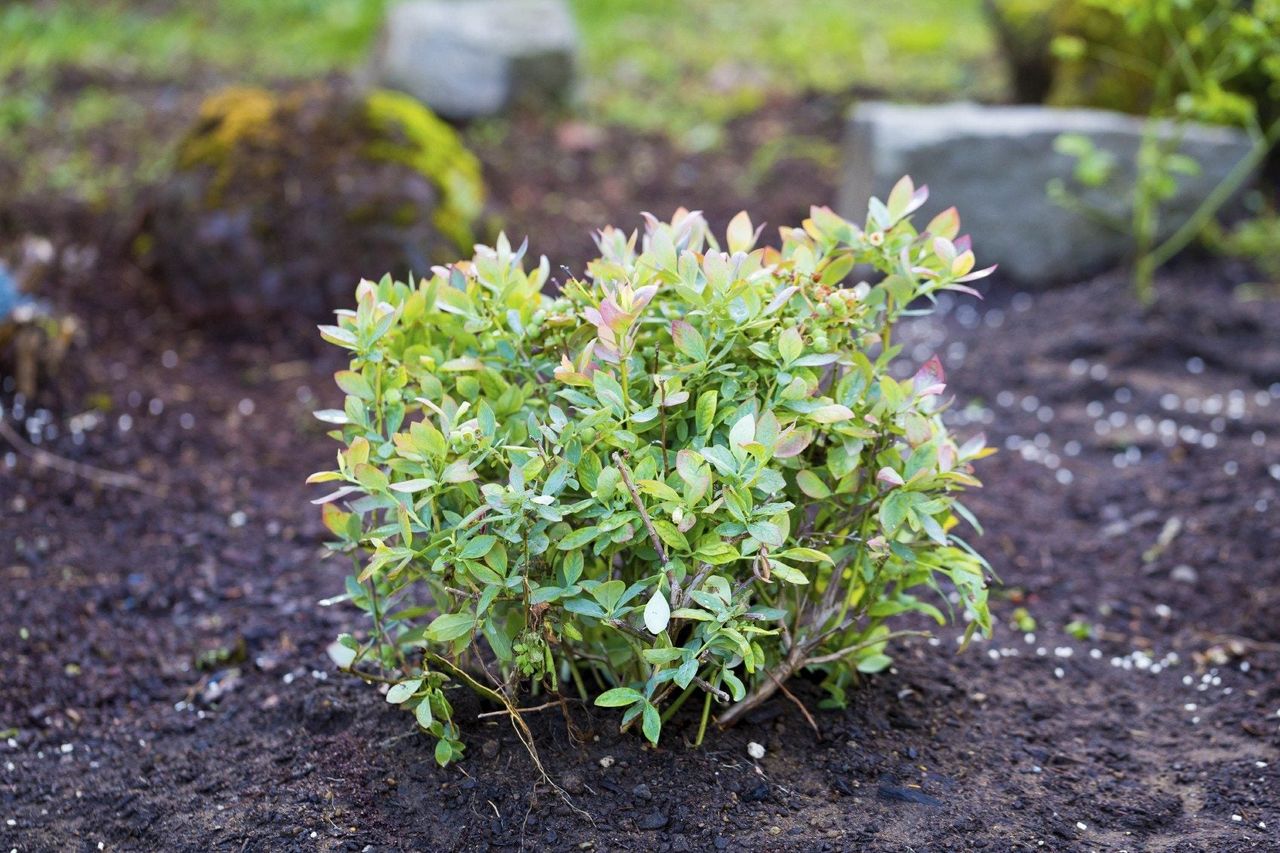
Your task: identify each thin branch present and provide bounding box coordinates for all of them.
[476,699,567,719]
[717,645,807,729]
[606,618,649,643]
[426,652,593,823]
[694,676,730,704]
[769,670,819,737]
[611,451,681,605]
[611,451,668,564]
[803,630,930,667]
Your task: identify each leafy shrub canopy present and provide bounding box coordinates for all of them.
[312,179,994,764]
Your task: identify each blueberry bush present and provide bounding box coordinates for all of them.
[311,178,994,764]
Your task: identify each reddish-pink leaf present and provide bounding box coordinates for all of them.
[913,356,946,397]
[876,467,905,487]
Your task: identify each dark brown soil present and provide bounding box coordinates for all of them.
[3,97,1280,852]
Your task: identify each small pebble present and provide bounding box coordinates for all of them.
[747,742,766,760]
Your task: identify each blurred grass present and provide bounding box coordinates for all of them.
[0,0,1001,204]
[0,0,387,81]
[572,0,999,146]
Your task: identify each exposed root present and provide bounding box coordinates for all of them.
[0,418,164,496]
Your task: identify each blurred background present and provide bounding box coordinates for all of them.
[4,6,1280,849]
[0,0,999,269]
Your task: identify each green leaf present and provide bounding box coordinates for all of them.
[426,612,476,642]
[776,547,833,565]
[673,657,698,689]
[386,678,422,705]
[746,520,784,547]
[592,371,626,414]
[769,562,809,585]
[354,463,388,491]
[795,469,831,499]
[595,687,644,707]
[695,390,717,437]
[672,320,708,362]
[694,541,739,565]
[722,669,746,702]
[459,534,496,560]
[414,698,434,728]
[558,526,600,550]
[641,647,685,664]
[670,607,713,621]
[810,404,854,424]
[637,479,681,503]
[335,370,374,400]
[652,519,690,551]
[778,327,803,364]
[879,490,912,534]
[319,325,357,347]
[595,466,621,499]
[591,579,626,612]
[543,462,572,496]
[563,597,607,618]
[641,702,661,745]
[856,653,893,674]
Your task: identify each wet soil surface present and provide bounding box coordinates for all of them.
[3,98,1280,852]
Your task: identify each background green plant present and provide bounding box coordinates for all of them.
[1206,204,1280,293]
[1014,0,1280,302]
[312,180,994,764]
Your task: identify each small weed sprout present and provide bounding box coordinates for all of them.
[312,177,995,764]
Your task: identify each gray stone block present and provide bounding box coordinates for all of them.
[373,0,578,119]
[838,102,1255,285]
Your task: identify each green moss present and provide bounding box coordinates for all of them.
[172,85,484,255]
[177,86,281,203]
[363,89,485,253]
[179,87,279,169]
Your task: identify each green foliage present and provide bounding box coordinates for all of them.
[1050,0,1280,124]
[312,179,994,763]
[1206,206,1280,291]
[987,0,1280,119]
[1046,0,1280,302]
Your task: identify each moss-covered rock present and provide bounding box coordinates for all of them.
[147,83,484,323]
